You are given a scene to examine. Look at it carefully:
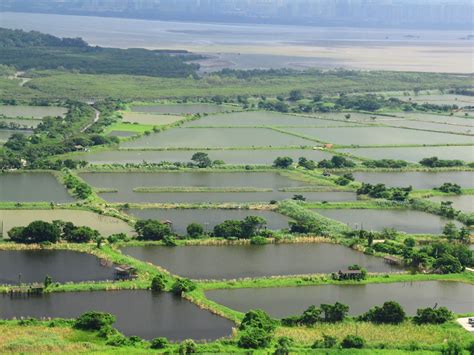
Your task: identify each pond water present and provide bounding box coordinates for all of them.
[397,94,474,107]
[0,250,115,284]
[286,127,473,146]
[74,148,333,165]
[338,146,474,163]
[122,112,183,125]
[205,281,473,318]
[121,243,402,279]
[0,290,234,341]
[131,104,229,115]
[0,118,40,129]
[107,130,138,137]
[121,127,314,148]
[183,111,356,127]
[0,209,133,237]
[0,105,67,118]
[314,112,400,123]
[352,171,474,189]
[312,209,461,234]
[428,195,474,213]
[125,208,290,235]
[392,112,474,126]
[385,120,473,135]
[0,173,74,202]
[0,129,33,143]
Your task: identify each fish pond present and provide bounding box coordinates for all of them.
[0,173,74,202]
[121,127,314,148]
[122,112,184,125]
[130,104,230,115]
[0,209,133,237]
[183,111,357,127]
[338,146,474,163]
[205,281,473,318]
[120,243,402,279]
[0,118,40,129]
[351,171,474,189]
[0,105,67,118]
[428,195,474,213]
[285,127,473,146]
[125,208,290,235]
[0,250,115,284]
[312,209,462,234]
[0,290,234,341]
[73,148,333,165]
[0,129,33,143]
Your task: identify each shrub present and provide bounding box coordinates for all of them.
[150,275,166,292]
[321,302,349,322]
[312,334,338,349]
[240,309,277,332]
[74,311,116,331]
[238,327,273,349]
[273,156,293,168]
[360,301,406,324]
[150,337,169,349]
[250,236,268,245]
[178,339,197,354]
[135,219,172,241]
[187,223,204,238]
[441,341,463,355]
[413,307,453,325]
[341,335,365,349]
[171,278,196,295]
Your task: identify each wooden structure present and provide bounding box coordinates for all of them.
[9,283,44,296]
[114,265,137,280]
[333,269,365,281]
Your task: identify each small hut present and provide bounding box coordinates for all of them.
[114,265,137,280]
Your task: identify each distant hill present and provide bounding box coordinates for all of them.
[0,27,202,78]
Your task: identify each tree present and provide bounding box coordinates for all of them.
[178,339,197,354]
[239,309,277,332]
[74,311,116,331]
[187,223,204,238]
[171,278,196,295]
[191,152,212,168]
[135,220,172,241]
[150,337,169,349]
[151,275,166,292]
[63,226,99,243]
[443,222,459,240]
[44,275,53,288]
[298,157,316,170]
[213,220,244,239]
[274,336,294,354]
[433,254,463,274]
[312,334,338,349]
[273,156,293,168]
[8,221,61,244]
[360,301,406,324]
[413,307,453,325]
[238,309,276,349]
[241,216,267,238]
[289,89,304,101]
[320,302,349,322]
[341,335,365,349]
[299,305,322,326]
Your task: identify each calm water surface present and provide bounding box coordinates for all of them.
[121,243,402,279]
[352,171,474,189]
[428,195,474,213]
[0,250,115,284]
[0,290,234,340]
[313,209,462,234]
[0,173,74,202]
[131,104,228,114]
[206,281,474,318]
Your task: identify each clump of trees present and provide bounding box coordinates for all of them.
[420,157,464,168]
[335,173,354,186]
[238,310,277,349]
[435,182,462,194]
[64,173,93,199]
[273,156,293,168]
[413,307,454,325]
[282,302,349,327]
[298,157,317,170]
[8,220,99,244]
[357,183,412,201]
[318,156,355,169]
[213,216,267,239]
[359,301,406,324]
[134,220,172,241]
[362,159,408,169]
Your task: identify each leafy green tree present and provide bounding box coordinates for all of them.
[443,222,459,240]
[135,220,172,241]
[360,301,406,324]
[63,226,99,243]
[274,336,294,354]
[171,278,196,295]
[298,157,316,170]
[213,220,244,239]
[320,302,349,322]
[289,89,304,101]
[8,221,61,244]
[150,337,169,349]
[241,216,267,238]
[413,307,453,325]
[299,305,322,326]
[44,275,53,288]
[312,334,338,348]
[178,339,197,354]
[239,309,277,332]
[74,312,116,331]
[187,223,204,238]
[273,156,293,168]
[433,254,463,274]
[238,326,273,349]
[191,152,212,168]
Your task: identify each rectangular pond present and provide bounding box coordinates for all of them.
[384,120,473,135]
[285,127,473,146]
[205,281,474,318]
[0,209,133,237]
[391,112,474,127]
[0,173,75,202]
[125,208,291,235]
[0,290,234,341]
[0,105,67,118]
[122,112,183,125]
[183,111,356,127]
[74,148,334,165]
[0,250,116,284]
[131,104,229,115]
[121,127,314,148]
[352,171,474,189]
[0,129,33,143]
[120,243,402,280]
[312,209,462,235]
[428,195,474,213]
[0,118,40,129]
[338,146,474,163]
